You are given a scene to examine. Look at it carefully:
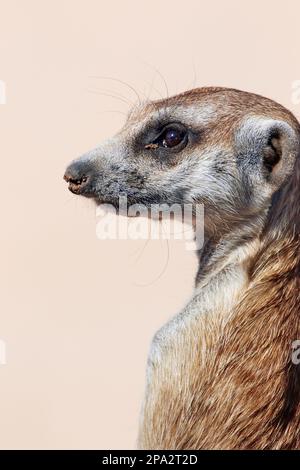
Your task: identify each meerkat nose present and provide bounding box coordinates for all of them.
[64,161,90,194]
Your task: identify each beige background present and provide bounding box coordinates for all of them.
[0,0,300,449]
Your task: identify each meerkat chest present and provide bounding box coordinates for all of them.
[148,263,248,370]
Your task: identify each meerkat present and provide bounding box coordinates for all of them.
[64,87,300,449]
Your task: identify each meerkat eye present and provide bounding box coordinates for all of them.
[160,128,185,148]
[159,126,187,148]
[144,124,188,150]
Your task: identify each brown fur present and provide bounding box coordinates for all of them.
[138,89,300,450]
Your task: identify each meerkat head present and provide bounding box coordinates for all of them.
[64,87,300,239]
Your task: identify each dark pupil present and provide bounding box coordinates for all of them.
[163,129,184,148]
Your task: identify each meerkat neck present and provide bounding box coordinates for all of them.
[192,226,262,320]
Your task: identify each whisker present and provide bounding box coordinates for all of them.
[186,62,198,91]
[86,89,132,107]
[131,237,151,262]
[133,222,170,287]
[139,60,169,99]
[145,76,164,101]
[96,109,128,116]
[192,62,198,89]
[89,75,142,104]
[93,87,136,106]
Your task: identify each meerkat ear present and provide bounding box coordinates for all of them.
[235,116,299,187]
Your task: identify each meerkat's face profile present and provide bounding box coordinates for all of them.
[64,88,299,234]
